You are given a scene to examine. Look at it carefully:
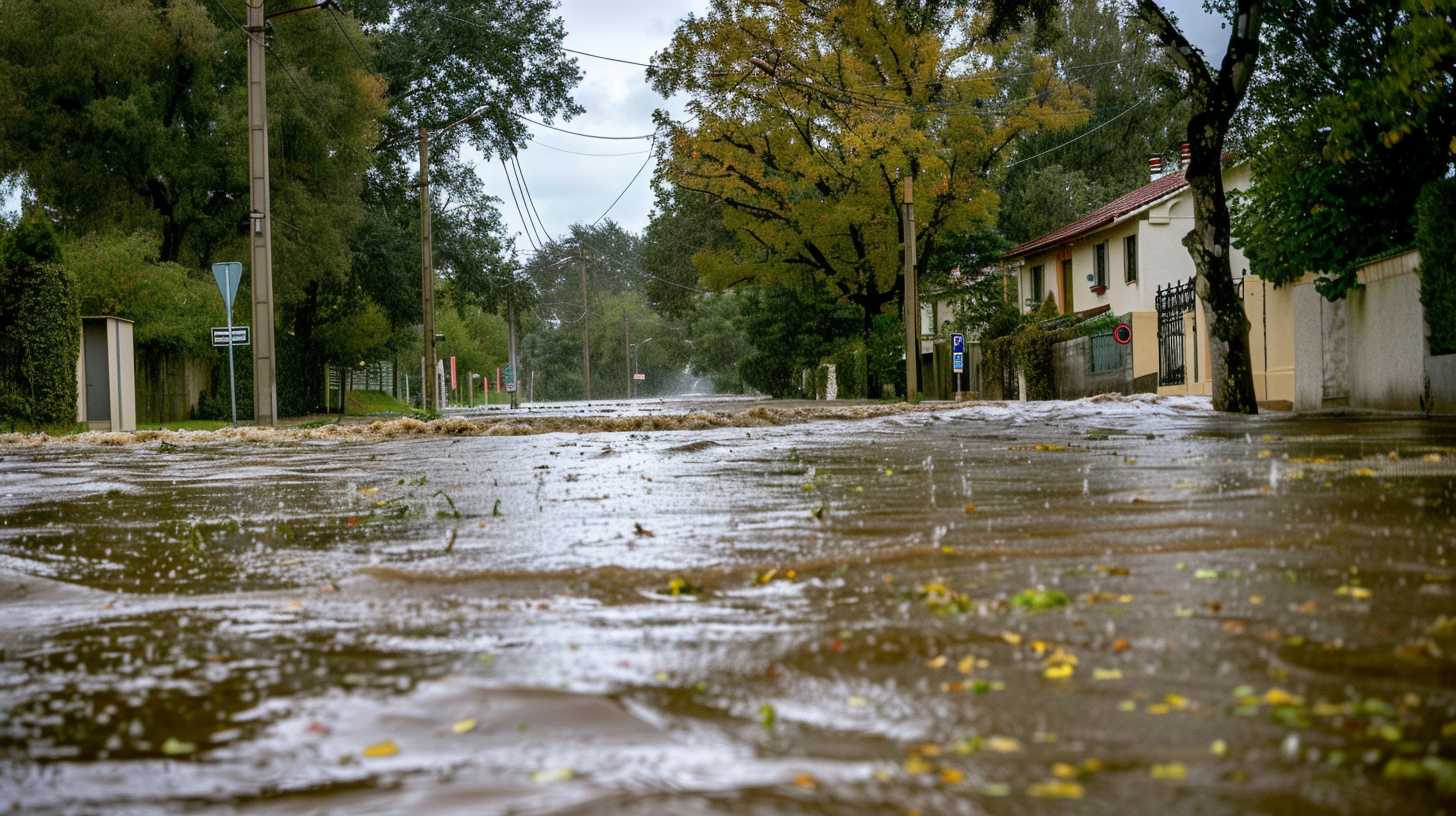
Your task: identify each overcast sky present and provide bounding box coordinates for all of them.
[3,1,1227,243]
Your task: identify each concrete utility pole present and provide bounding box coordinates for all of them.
[624,314,631,399]
[579,249,592,400]
[901,176,919,403]
[245,0,278,425]
[418,127,438,413]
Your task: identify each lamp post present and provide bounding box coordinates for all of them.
[630,337,653,399]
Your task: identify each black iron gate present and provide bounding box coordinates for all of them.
[1155,278,1196,386]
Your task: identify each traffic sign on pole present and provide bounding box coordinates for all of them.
[211,326,251,346]
[211,262,244,426]
[951,333,965,374]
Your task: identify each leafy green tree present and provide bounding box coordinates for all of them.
[997,0,1189,243]
[649,0,1090,350]
[1231,0,1454,299]
[641,186,730,318]
[685,292,753,393]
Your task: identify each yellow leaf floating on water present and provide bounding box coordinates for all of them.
[1336,585,1372,600]
[1001,632,1022,646]
[1349,467,1377,478]
[531,767,574,784]
[1264,687,1304,706]
[926,655,948,669]
[1028,780,1084,798]
[451,718,477,734]
[903,756,934,775]
[1044,664,1074,680]
[1052,762,1079,778]
[1150,762,1187,780]
[939,768,965,785]
[161,737,195,756]
[847,695,869,708]
[985,736,1022,754]
[793,772,817,789]
[362,740,399,758]
[1210,739,1229,757]
[957,656,975,674]
[1092,668,1122,681]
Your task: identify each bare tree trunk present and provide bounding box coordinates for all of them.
[1138,0,1263,414]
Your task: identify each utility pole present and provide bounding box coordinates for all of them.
[624,314,631,399]
[579,248,592,400]
[507,296,520,409]
[418,127,438,413]
[245,0,278,425]
[902,176,919,403]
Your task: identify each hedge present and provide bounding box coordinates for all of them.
[1417,178,1456,356]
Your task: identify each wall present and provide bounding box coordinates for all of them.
[136,352,213,423]
[1293,250,1455,413]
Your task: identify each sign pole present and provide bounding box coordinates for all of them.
[226,265,237,426]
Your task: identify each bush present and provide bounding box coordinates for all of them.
[1417,178,1456,356]
[0,214,79,426]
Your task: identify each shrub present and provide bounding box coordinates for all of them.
[1417,178,1456,355]
[1,214,79,426]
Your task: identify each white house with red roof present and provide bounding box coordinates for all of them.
[999,152,1295,403]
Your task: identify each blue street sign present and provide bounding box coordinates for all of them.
[212,262,242,313]
[951,332,965,354]
[952,351,965,374]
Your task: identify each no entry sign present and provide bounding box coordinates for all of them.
[1113,323,1132,345]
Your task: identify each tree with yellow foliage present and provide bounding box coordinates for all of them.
[648,0,1090,343]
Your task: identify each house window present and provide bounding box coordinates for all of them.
[1030,265,1044,305]
[1124,234,1138,284]
[1094,242,1108,290]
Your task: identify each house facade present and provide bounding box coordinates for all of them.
[1001,156,1295,404]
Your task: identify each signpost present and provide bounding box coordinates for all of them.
[951,332,965,398]
[633,373,646,381]
[504,364,516,393]
[211,262,245,426]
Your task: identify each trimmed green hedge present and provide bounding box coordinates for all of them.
[1,214,80,426]
[1418,178,1456,356]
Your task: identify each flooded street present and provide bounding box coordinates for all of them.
[2,396,1455,814]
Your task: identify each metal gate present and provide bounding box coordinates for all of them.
[1156,278,1196,386]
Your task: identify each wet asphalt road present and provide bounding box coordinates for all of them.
[1,395,1455,814]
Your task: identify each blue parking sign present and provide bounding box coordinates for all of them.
[951,333,965,354]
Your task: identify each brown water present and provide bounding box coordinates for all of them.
[2,396,1454,814]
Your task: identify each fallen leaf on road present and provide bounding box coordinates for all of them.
[451,718,477,734]
[1150,762,1187,780]
[161,738,195,756]
[362,740,399,758]
[531,768,574,784]
[1028,780,1084,798]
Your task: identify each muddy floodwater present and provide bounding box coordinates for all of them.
[2,396,1455,814]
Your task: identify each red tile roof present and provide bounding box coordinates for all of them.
[1005,170,1189,260]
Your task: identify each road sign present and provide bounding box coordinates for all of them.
[1113,322,1133,345]
[503,364,516,393]
[211,326,251,346]
[951,332,965,354]
[211,261,245,427]
[633,372,646,381]
[212,262,242,313]
[952,352,964,373]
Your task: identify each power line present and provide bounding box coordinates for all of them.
[499,157,542,252]
[518,113,655,141]
[511,153,554,243]
[592,140,655,227]
[562,46,652,68]
[326,4,371,73]
[530,141,652,158]
[1006,97,1148,168]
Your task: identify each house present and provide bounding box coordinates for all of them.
[1000,149,1295,404]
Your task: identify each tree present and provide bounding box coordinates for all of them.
[649,0,1090,353]
[1135,0,1264,414]
[1230,0,1454,299]
[996,0,1189,244]
[641,186,731,318]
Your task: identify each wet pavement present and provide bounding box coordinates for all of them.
[1,395,1454,814]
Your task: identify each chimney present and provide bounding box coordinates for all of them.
[1179,142,1191,170]
[1148,155,1163,180]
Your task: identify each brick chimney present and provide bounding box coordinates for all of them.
[1148,155,1163,180]
[1179,142,1191,170]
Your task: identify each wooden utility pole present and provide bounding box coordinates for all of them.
[901,176,919,403]
[245,0,277,425]
[507,297,520,409]
[579,249,592,400]
[418,127,438,413]
[624,315,631,399]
